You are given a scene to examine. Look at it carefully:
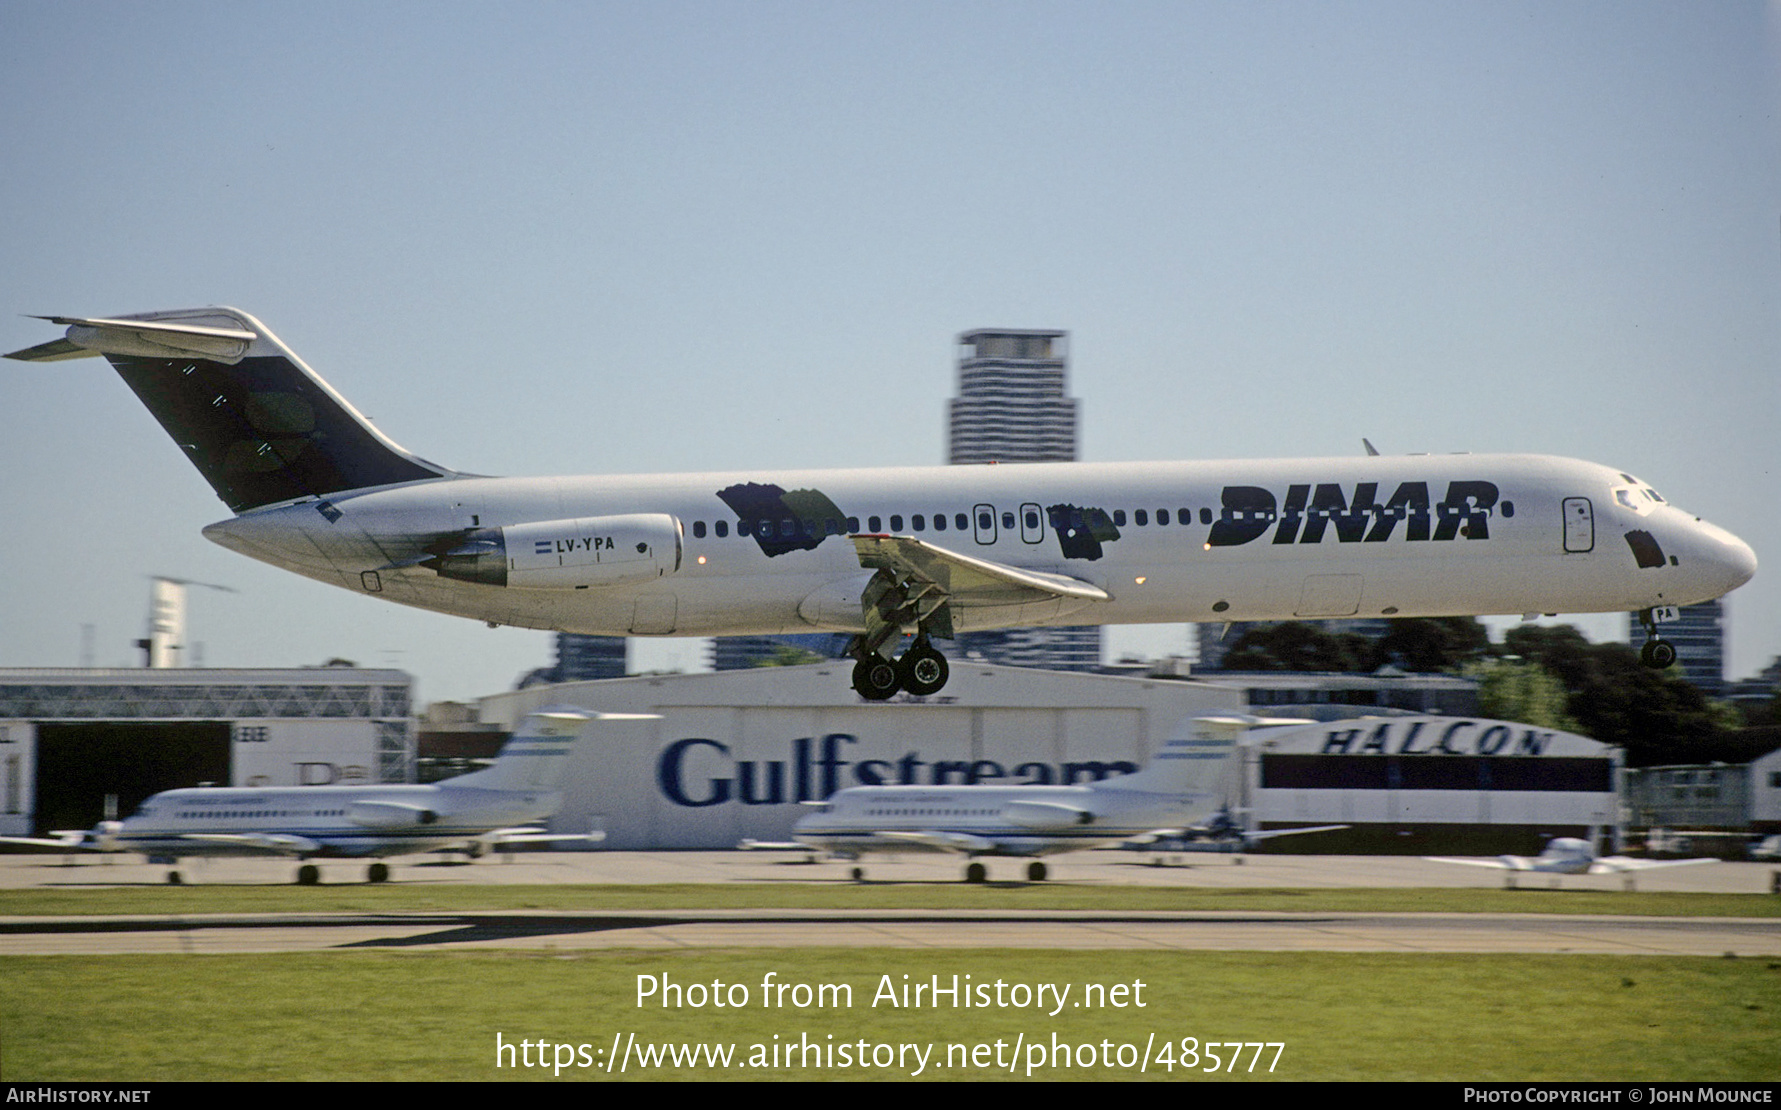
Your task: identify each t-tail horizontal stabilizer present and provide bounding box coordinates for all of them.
[5,307,453,513]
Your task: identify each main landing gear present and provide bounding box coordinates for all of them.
[850,634,950,701]
[1635,608,1677,670]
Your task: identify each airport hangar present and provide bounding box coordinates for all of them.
[478,662,1619,856]
[0,667,412,838]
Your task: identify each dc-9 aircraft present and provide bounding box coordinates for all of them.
[7,308,1756,700]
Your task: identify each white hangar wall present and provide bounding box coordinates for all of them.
[479,662,1247,850]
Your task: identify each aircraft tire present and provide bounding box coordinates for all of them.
[1026,861,1047,882]
[166,870,183,885]
[852,656,901,701]
[296,864,321,886]
[367,862,390,884]
[1641,638,1677,669]
[850,866,865,882]
[898,644,949,696]
[964,862,987,883]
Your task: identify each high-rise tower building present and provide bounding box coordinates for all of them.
[948,329,1099,671]
[948,330,1077,465]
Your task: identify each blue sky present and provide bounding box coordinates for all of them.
[2,1,1775,704]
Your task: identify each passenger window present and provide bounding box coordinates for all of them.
[715,520,728,538]
[1179,507,1190,523]
[1156,509,1170,525]
[847,516,860,531]
[1135,509,1148,526]
[913,514,926,531]
[890,515,904,531]
[693,520,706,538]
[932,514,945,531]
[956,513,969,530]
[869,516,882,532]
[1113,509,1126,527]
[1200,507,1212,525]
[999,511,1013,529]
[1024,510,1039,529]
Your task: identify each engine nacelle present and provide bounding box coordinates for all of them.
[346,800,440,829]
[425,513,683,589]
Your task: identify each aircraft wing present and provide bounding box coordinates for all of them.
[847,535,1109,644]
[1424,856,1519,871]
[875,830,1001,854]
[1241,824,1349,843]
[852,535,1111,608]
[181,832,324,855]
[0,833,97,851]
[1587,856,1718,874]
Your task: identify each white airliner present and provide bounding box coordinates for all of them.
[790,729,1237,882]
[7,308,1757,699]
[0,708,647,885]
[1426,837,1717,881]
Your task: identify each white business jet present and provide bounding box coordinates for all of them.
[1,708,650,885]
[7,309,1756,699]
[790,728,1237,882]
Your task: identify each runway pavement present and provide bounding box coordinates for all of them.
[3,848,1777,892]
[1,850,1777,957]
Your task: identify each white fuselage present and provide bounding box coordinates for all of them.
[202,453,1756,638]
[791,783,1220,859]
[110,782,559,862]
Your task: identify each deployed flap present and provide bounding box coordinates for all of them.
[851,535,1111,606]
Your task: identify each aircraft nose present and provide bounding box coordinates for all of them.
[1691,518,1757,597]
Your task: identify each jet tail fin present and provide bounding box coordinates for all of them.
[451,708,658,793]
[1099,720,1240,796]
[5,308,452,513]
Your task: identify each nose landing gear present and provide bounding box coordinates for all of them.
[1636,608,1677,670]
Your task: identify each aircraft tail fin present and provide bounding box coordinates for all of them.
[5,308,452,513]
[1100,723,1239,797]
[451,708,657,793]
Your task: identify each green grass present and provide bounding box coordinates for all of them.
[1,883,1776,918]
[4,949,1777,1081]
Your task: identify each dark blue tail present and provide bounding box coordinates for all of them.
[7,308,451,512]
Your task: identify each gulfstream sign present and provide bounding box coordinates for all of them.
[655,733,1140,808]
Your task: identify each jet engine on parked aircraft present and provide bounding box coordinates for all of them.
[421,513,683,589]
[346,800,439,829]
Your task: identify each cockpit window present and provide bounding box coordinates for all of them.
[1612,485,1657,516]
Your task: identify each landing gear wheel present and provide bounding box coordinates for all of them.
[964,862,987,884]
[296,864,321,886]
[852,655,902,701]
[898,642,950,696]
[166,870,183,885]
[1640,638,1677,670]
[367,862,390,884]
[1026,861,1048,882]
[850,866,865,882]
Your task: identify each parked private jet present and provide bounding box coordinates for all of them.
[7,309,1757,699]
[0,708,649,884]
[790,727,1237,882]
